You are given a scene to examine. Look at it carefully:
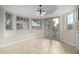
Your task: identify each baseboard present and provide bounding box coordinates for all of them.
[61,39,76,47]
[0,37,43,48]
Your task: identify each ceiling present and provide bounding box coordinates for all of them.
[0,5,76,18]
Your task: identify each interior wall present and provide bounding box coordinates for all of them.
[74,7,79,49]
[60,10,76,46]
[0,8,5,46]
[0,8,45,47]
[3,15,45,46]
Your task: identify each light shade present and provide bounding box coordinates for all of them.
[41,11,46,16]
[36,10,46,16]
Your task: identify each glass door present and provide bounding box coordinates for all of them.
[52,17,60,40]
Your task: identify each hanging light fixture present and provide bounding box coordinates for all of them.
[36,5,46,16]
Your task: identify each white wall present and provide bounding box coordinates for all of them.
[75,6,79,49]
[0,8,5,46]
[60,10,76,46]
[0,8,45,47]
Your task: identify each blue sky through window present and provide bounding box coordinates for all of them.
[67,13,73,25]
[32,21,40,26]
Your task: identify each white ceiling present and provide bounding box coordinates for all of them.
[0,5,76,18]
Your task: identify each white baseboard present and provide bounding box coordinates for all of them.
[61,39,76,47]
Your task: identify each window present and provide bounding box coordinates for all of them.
[5,13,13,30]
[16,16,29,30]
[32,19,42,30]
[66,13,74,30]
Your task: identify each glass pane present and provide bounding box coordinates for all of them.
[52,18,60,38]
[32,19,42,29]
[5,13,13,30]
[52,18,59,27]
[16,17,29,30]
[67,13,73,30]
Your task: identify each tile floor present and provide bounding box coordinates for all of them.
[0,38,77,54]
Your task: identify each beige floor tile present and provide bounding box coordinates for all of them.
[0,38,77,54]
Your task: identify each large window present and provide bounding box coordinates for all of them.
[16,16,29,30]
[66,13,74,30]
[32,19,42,30]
